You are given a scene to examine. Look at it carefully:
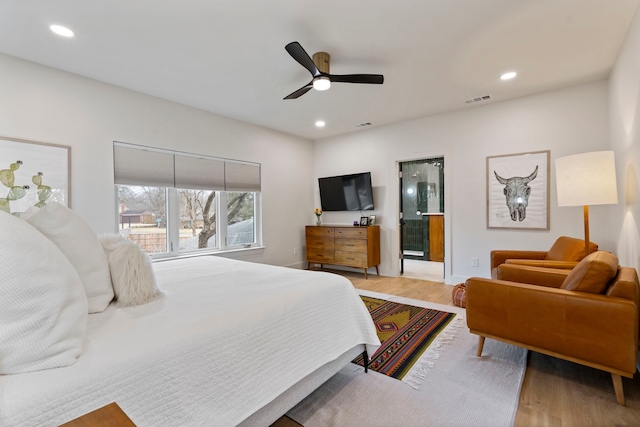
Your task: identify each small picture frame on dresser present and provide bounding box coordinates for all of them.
[368,215,376,226]
[359,216,369,226]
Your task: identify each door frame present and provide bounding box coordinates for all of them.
[393,149,452,283]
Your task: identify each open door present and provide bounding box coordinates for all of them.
[399,158,445,280]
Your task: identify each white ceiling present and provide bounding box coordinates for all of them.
[1,0,637,140]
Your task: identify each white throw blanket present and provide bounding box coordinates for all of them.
[0,256,380,426]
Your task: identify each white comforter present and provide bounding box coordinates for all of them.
[0,256,380,426]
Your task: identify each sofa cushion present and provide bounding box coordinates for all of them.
[561,251,618,294]
[496,264,569,288]
[545,236,598,262]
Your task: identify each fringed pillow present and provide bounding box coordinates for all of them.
[99,234,163,306]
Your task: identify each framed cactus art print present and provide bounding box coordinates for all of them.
[0,136,70,216]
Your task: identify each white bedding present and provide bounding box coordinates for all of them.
[0,256,380,426]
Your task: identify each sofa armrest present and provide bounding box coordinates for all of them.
[505,259,578,269]
[494,264,569,288]
[465,277,638,375]
[491,250,547,272]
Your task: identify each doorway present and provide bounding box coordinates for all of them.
[399,157,444,282]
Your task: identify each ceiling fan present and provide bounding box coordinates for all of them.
[283,41,384,100]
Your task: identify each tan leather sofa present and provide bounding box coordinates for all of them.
[466,251,639,405]
[491,235,598,281]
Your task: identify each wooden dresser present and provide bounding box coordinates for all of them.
[306,225,380,279]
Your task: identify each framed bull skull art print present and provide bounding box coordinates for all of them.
[487,150,550,230]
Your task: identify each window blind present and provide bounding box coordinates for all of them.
[225,161,261,192]
[174,155,225,191]
[114,142,261,192]
[113,144,174,187]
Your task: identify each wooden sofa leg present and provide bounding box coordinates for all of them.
[476,336,485,357]
[612,374,625,406]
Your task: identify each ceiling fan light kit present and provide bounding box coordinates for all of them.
[313,77,331,91]
[283,41,383,100]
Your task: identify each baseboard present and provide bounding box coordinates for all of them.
[447,275,468,285]
[283,261,306,269]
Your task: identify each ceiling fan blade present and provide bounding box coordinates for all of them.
[283,82,313,100]
[329,74,384,84]
[285,42,321,78]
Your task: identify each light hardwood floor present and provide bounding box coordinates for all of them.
[273,270,640,426]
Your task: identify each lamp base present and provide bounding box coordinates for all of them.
[583,205,591,256]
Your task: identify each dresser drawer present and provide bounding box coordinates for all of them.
[335,228,367,239]
[306,226,335,238]
[306,249,334,263]
[307,238,334,251]
[334,251,367,267]
[335,239,367,253]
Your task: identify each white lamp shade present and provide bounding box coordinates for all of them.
[555,151,618,207]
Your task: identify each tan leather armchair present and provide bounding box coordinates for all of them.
[491,235,598,280]
[466,251,639,405]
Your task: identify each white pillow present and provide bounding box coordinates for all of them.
[0,211,88,374]
[99,234,163,306]
[25,202,114,313]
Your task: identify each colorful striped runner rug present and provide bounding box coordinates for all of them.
[352,295,456,386]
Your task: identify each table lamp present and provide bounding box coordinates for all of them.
[555,151,618,256]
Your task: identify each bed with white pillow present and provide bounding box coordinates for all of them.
[0,203,380,426]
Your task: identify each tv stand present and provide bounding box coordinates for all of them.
[305,225,380,279]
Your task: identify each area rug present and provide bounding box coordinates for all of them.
[352,295,457,386]
[286,290,527,427]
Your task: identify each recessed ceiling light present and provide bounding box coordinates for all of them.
[315,120,326,127]
[50,25,74,38]
[500,71,517,81]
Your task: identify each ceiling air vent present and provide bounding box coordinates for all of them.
[356,122,372,127]
[464,95,492,104]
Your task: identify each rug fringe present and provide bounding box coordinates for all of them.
[402,314,466,390]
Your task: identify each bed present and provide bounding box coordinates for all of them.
[0,204,380,426]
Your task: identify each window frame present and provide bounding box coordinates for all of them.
[113,142,263,259]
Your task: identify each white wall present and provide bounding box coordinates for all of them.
[610,7,640,273]
[0,53,314,268]
[1,51,625,280]
[315,81,611,283]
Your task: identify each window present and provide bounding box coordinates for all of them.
[225,192,255,246]
[117,185,168,254]
[114,142,261,257]
[178,189,217,251]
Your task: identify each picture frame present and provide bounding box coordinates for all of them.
[487,150,549,230]
[0,136,71,216]
[359,216,369,226]
[368,215,376,226]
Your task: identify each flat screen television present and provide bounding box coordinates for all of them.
[318,172,374,211]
